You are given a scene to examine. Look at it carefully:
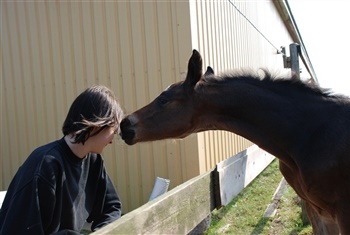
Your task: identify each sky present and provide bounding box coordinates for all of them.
[288,0,350,96]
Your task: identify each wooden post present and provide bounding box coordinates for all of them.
[281,43,310,225]
[289,42,310,225]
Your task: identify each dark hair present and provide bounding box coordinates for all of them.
[62,85,124,144]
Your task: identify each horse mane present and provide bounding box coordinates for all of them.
[202,69,336,98]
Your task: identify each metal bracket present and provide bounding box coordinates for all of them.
[281,43,301,79]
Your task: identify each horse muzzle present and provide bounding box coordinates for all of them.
[120,117,136,145]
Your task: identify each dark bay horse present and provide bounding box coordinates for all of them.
[121,50,350,234]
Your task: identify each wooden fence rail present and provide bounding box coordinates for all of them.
[93,145,274,235]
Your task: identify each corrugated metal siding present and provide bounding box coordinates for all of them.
[1,1,196,212]
[1,0,307,212]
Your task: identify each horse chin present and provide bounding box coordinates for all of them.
[123,137,136,145]
[121,131,136,145]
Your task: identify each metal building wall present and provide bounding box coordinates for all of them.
[1,0,199,213]
[1,0,308,213]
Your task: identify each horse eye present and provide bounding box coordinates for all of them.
[158,96,169,105]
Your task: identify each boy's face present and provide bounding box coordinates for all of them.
[88,125,118,154]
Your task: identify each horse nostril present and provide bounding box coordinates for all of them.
[120,117,131,130]
[120,117,136,145]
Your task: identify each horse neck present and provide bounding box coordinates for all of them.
[195,78,331,158]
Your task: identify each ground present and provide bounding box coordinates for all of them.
[205,159,313,235]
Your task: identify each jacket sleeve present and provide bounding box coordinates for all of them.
[88,169,122,231]
[0,175,54,235]
[37,175,60,233]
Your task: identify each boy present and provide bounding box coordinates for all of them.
[0,85,123,234]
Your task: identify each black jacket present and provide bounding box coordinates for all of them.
[0,138,122,234]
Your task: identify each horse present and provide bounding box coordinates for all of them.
[120,50,350,234]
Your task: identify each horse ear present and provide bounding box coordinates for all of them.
[184,50,203,87]
[204,66,214,77]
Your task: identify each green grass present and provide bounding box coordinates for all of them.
[205,159,313,235]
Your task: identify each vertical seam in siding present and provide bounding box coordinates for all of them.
[53,2,65,135]
[67,1,77,96]
[101,1,111,87]
[23,3,36,150]
[44,2,57,138]
[3,2,16,175]
[89,1,99,84]
[14,2,29,152]
[77,2,88,88]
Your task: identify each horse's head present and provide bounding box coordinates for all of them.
[121,50,214,145]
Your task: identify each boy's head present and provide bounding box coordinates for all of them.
[62,85,124,144]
